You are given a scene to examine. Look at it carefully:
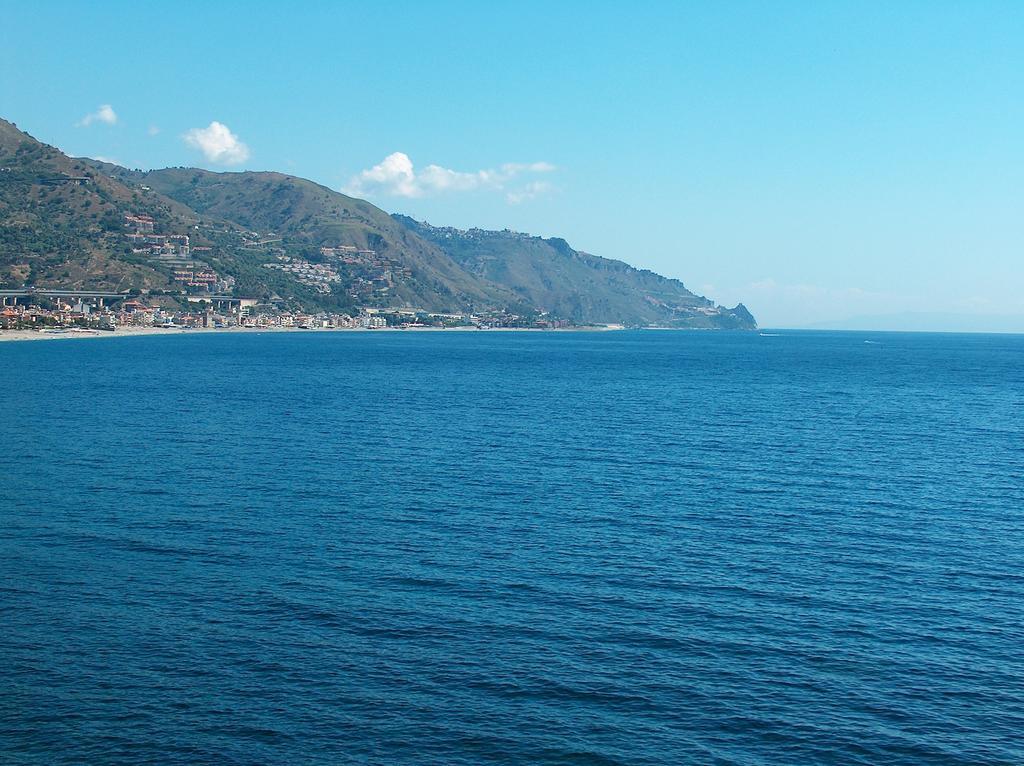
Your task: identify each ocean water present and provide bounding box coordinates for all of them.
[2,329,1023,765]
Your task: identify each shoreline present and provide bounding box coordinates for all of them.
[0,324,626,343]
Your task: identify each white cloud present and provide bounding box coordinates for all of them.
[90,155,122,166]
[148,125,161,136]
[504,161,556,174]
[182,121,250,165]
[348,152,419,197]
[345,152,556,201]
[507,181,553,205]
[77,104,117,127]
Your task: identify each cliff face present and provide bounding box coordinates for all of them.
[2,116,755,327]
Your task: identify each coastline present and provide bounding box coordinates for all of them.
[0,324,626,343]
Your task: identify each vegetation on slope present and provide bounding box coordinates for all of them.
[395,216,756,328]
[1,116,755,327]
[124,168,521,313]
[0,119,195,291]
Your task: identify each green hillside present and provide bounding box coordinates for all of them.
[0,119,197,292]
[395,217,756,328]
[125,167,521,312]
[2,115,755,327]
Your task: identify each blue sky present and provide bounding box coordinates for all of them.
[2,1,1022,329]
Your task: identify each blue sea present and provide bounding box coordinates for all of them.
[2,330,1023,765]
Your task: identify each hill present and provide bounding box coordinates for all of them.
[0,118,200,292]
[395,217,756,328]
[120,167,520,313]
[2,115,755,327]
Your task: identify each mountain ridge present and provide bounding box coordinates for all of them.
[395,215,755,328]
[1,117,755,328]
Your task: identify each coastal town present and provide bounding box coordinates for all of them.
[0,287,577,337]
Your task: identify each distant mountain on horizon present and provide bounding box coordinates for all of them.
[0,116,755,328]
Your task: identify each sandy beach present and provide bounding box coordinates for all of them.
[0,324,625,342]
[0,326,291,342]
